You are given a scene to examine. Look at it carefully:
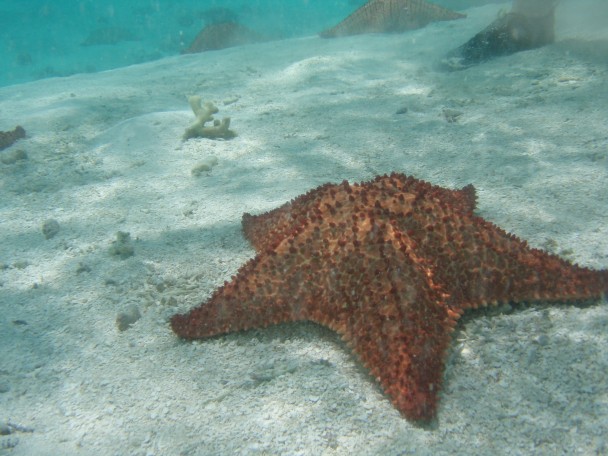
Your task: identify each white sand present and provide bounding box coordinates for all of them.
[1,3,607,455]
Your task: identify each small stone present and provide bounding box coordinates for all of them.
[0,148,28,164]
[116,305,141,331]
[535,334,550,346]
[76,263,91,274]
[442,108,463,123]
[191,156,219,176]
[161,296,177,307]
[42,219,60,239]
[109,231,134,259]
[76,262,92,274]
[12,260,29,270]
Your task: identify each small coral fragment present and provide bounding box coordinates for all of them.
[191,156,219,176]
[183,96,236,140]
[116,304,141,331]
[41,219,60,240]
[109,231,135,259]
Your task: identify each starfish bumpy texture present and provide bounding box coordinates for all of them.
[320,0,466,38]
[171,173,608,421]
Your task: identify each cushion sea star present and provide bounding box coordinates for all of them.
[170,173,607,421]
[320,0,466,38]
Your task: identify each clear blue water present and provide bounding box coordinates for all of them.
[0,0,494,88]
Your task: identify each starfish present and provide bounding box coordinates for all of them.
[320,0,466,38]
[182,22,263,54]
[171,173,607,421]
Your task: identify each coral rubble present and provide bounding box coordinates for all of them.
[183,96,236,140]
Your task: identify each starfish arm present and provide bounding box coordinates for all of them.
[334,249,458,421]
[242,193,318,253]
[375,179,608,308]
[465,222,608,305]
[414,214,608,308]
[341,302,455,421]
[322,0,400,37]
[170,251,309,339]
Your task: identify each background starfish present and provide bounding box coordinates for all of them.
[181,22,264,54]
[171,173,607,421]
[320,0,466,38]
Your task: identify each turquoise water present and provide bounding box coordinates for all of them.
[0,0,494,88]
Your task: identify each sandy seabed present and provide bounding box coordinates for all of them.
[1,3,608,455]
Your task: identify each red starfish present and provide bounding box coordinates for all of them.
[181,22,263,54]
[320,0,466,38]
[171,173,607,421]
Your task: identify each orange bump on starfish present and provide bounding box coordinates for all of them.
[171,173,607,422]
[320,0,466,38]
